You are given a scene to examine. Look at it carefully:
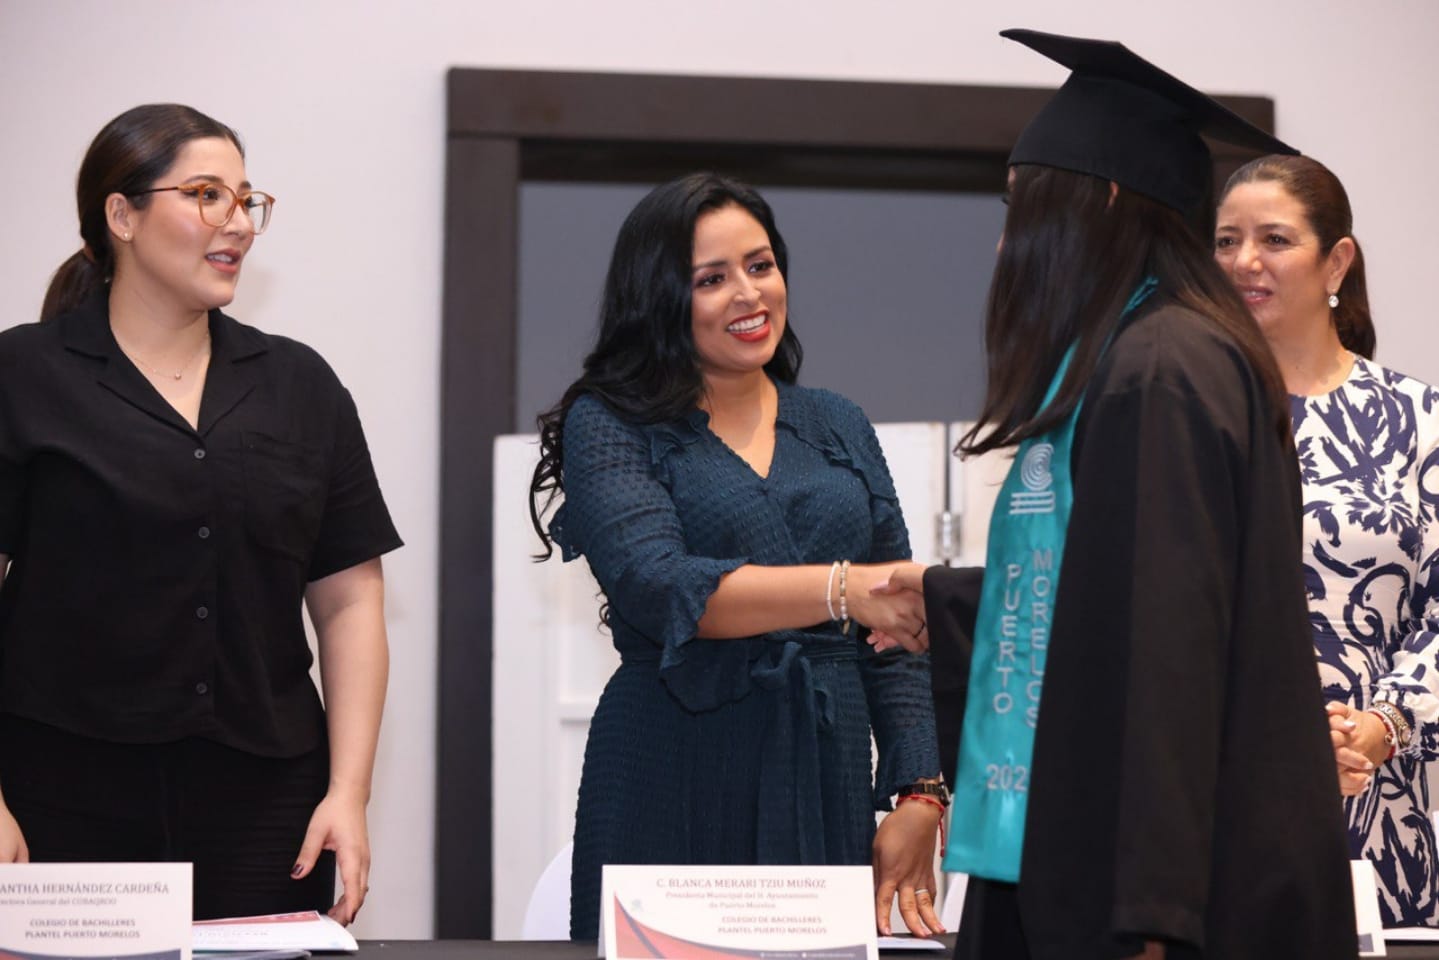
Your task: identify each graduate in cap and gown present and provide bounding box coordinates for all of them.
[874,29,1357,960]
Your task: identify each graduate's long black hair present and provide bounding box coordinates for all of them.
[528,173,803,558]
[959,164,1288,456]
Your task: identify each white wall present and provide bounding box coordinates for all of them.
[2,0,1435,938]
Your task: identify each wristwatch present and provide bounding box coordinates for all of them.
[897,779,950,807]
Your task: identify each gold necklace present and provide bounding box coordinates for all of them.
[117,332,211,381]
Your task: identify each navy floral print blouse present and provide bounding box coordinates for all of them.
[1296,356,1439,926]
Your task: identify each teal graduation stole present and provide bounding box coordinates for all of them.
[943,278,1157,883]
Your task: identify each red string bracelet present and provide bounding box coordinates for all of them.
[1367,709,1398,762]
[898,793,948,848]
[899,793,945,812]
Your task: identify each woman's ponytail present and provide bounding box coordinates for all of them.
[40,248,109,323]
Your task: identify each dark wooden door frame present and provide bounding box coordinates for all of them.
[438,66,1276,937]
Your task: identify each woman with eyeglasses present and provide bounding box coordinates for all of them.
[0,104,401,924]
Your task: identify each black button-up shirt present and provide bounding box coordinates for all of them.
[0,293,402,757]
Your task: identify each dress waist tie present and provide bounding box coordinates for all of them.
[751,638,857,864]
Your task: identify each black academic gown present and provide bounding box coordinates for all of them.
[929,302,1356,960]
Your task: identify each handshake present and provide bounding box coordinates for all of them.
[843,561,931,654]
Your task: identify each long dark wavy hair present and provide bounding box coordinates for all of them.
[960,164,1288,456]
[1219,154,1374,359]
[528,173,803,557]
[40,104,243,323]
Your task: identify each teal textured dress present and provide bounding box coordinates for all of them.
[553,381,941,939]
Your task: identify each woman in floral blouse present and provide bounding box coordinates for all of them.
[1217,153,1439,926]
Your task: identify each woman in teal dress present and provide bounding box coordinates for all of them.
[528,173,946,941]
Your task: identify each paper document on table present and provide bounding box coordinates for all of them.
[193,911,358,953]
[877,934,946,951]
[1387,928,1439,942]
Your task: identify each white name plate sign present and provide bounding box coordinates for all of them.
[600,864,877,960]
[0,863,191,960]
[1352,860,1386,957]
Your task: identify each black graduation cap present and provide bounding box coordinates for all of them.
[1002,28,1298,214]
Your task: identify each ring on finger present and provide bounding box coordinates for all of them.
[912,620,926,639]
[914,888,930,898]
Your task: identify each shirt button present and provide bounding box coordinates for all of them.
[195,682,209,695]
[193,448,206,460]
[196,606,209,620]
[198,526,211,539]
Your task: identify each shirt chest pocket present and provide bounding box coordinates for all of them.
[242,431,327,564]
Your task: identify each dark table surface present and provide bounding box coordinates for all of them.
[356,936,1439,958]
[361,943,590,959]
[359,938,947,958]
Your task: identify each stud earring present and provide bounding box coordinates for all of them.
[1328,293,1339,309]
[122,233,131,241]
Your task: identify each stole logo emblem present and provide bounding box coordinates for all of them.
[1009,443,1056,515]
